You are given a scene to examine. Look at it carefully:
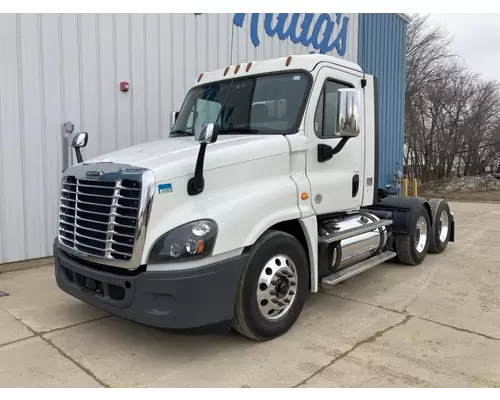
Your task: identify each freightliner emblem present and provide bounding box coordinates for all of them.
[86,171,103,178]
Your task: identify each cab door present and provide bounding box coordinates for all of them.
[304,65,365,215]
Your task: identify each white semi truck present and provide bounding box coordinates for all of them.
[55,54,455,341]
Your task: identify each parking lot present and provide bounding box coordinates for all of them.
[1,201,500,388]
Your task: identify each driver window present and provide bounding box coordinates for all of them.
[314,80,351,138]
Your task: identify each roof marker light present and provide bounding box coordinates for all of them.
[223,66,230,76]
[197,73,203,82]
[246,62,252,72]
[235,64,241,74]
[286,56,292,66]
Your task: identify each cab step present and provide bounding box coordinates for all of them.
[321,251,397,286]
[318,219,393,244]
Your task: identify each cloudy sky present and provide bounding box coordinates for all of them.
[427,14,500,82]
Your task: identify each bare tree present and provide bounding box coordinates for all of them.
[404,14,500,182]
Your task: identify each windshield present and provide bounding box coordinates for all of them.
[171,72,311,136]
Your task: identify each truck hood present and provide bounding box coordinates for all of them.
[84,135,291,181]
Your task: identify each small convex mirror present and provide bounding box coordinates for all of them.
[337,88,362,137]
[170,111,179,129]
[195,123,219,144]
[70,132,89,148]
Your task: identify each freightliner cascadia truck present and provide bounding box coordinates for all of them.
[54,54,455,341]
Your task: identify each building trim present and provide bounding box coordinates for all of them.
[396,13,412,23]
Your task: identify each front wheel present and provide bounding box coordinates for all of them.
[232,230,309,341]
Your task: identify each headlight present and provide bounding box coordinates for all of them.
[148,220,218,264]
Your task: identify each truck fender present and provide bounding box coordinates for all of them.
[368,195,433,235]
[244,216,319,294]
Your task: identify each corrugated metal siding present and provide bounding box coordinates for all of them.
[0,13,359,264]
[357,13,407,191]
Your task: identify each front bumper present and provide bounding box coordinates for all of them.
[54,240,247,330]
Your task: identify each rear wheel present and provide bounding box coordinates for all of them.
[232,230,309,341]
[428,198,452,254]
[395,205,431,266]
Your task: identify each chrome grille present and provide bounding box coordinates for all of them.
[58,176,142,261]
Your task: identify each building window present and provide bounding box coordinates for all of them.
[314,80,351,138]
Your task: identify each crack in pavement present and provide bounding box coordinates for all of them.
[0,304,110,387]
[320,291,402,314]
[402,263,439,314]
[321,290,500,343]
[292,315,412,388]
[416,316,500,342]
[38,314,112,335]
[0,335,35,349]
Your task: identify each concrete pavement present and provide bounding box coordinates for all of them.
[1,201,500,387]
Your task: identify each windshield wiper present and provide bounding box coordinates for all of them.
[170,130,193,137]
[219,127,260,134]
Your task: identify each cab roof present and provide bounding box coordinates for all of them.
[195,54,363,86]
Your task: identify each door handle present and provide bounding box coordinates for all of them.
[352,174,360,198]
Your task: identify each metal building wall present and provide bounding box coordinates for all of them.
[357,13,408,191]
[0,13,359,264]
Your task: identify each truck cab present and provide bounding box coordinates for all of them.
[54,54,455,341]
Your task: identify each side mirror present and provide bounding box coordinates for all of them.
[188,123,219,196]
[195,123,219,144]
[70,132,88,163]
[337,88,362,138]
[171,111,179,129]
[70,132,88,149]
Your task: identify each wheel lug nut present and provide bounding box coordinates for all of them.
[278,301,285,306]
[271,279,278,285]
[272,298,279,304]
[284,298,290,304]
[289,290,295,295]
[269,290,276,296]
[290,281,296,286]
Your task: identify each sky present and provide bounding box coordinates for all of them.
[427,14,500,82]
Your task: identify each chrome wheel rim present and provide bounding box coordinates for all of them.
[256,254,297,321]
[438,210,449,242]
[415,216,428,253]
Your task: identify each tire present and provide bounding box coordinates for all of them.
[428,198,452,254]
[232,230,309,341]
[395,204,431,266]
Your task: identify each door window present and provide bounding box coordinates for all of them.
[314,80,351,138]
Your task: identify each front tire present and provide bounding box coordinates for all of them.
[232,230,309,341]
[395,204,431,266]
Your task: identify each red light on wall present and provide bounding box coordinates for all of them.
[120,81,129,92]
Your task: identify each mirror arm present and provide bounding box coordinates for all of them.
[331,137,349,155]
[187,142,208,196]
[75,148,83,164]
[317,137,350,162]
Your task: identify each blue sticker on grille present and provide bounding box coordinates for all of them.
[158,183,173,194]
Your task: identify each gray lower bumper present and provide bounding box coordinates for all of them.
[54,240,247,330]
